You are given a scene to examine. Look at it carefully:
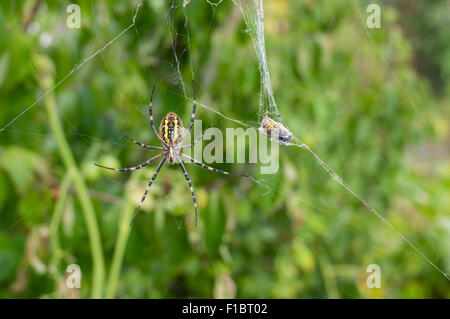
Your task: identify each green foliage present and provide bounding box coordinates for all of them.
[0,0,448,298]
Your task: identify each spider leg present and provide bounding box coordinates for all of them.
[129,156,167,226]
[182,80,197,140]
[180,131,204,149]
[148,85,168,147]
[178,159,198,227]
[180,153,249,178]
[123,135,164,150]
[95,153,164,172]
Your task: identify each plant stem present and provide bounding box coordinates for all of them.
[315,246,340,299]
[105,201,134,298]
[39,57,105,298]
[49,171,73,276]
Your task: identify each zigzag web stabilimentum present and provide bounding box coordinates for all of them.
[230,0,449,281]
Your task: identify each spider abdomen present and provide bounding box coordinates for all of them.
[160,112,184,145]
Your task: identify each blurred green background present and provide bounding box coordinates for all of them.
[0,0,449,298]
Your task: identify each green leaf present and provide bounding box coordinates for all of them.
[0,52,9,88]
[0,146,47,195]
[0,235,24,283]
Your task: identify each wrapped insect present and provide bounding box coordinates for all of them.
[259,116,293,145]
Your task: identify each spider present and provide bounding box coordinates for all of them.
[95,82,248,227]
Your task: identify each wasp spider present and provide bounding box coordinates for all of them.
[95,82,248,227]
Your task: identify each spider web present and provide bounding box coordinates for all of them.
[231,0,449,281]
[165,0,450,282]
[0,0,269,298]
[140,0,449,283]
[0,0,448,298]
[153,0,450,282]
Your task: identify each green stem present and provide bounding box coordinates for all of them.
[49,171,73,276]
[105,201,134,298]
[315,246,340,299]
[39,57,105,298]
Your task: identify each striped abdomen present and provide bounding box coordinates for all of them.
[159,112,184,145]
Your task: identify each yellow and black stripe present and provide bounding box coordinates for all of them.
[159,112,184,145]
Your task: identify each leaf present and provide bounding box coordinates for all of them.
[0,146,47,195]
[0,174,7,211]
[0,234,24,283]
[0,52,9,88]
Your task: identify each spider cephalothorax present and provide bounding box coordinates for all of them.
[95,82,248,227]
[160,112,184,164]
